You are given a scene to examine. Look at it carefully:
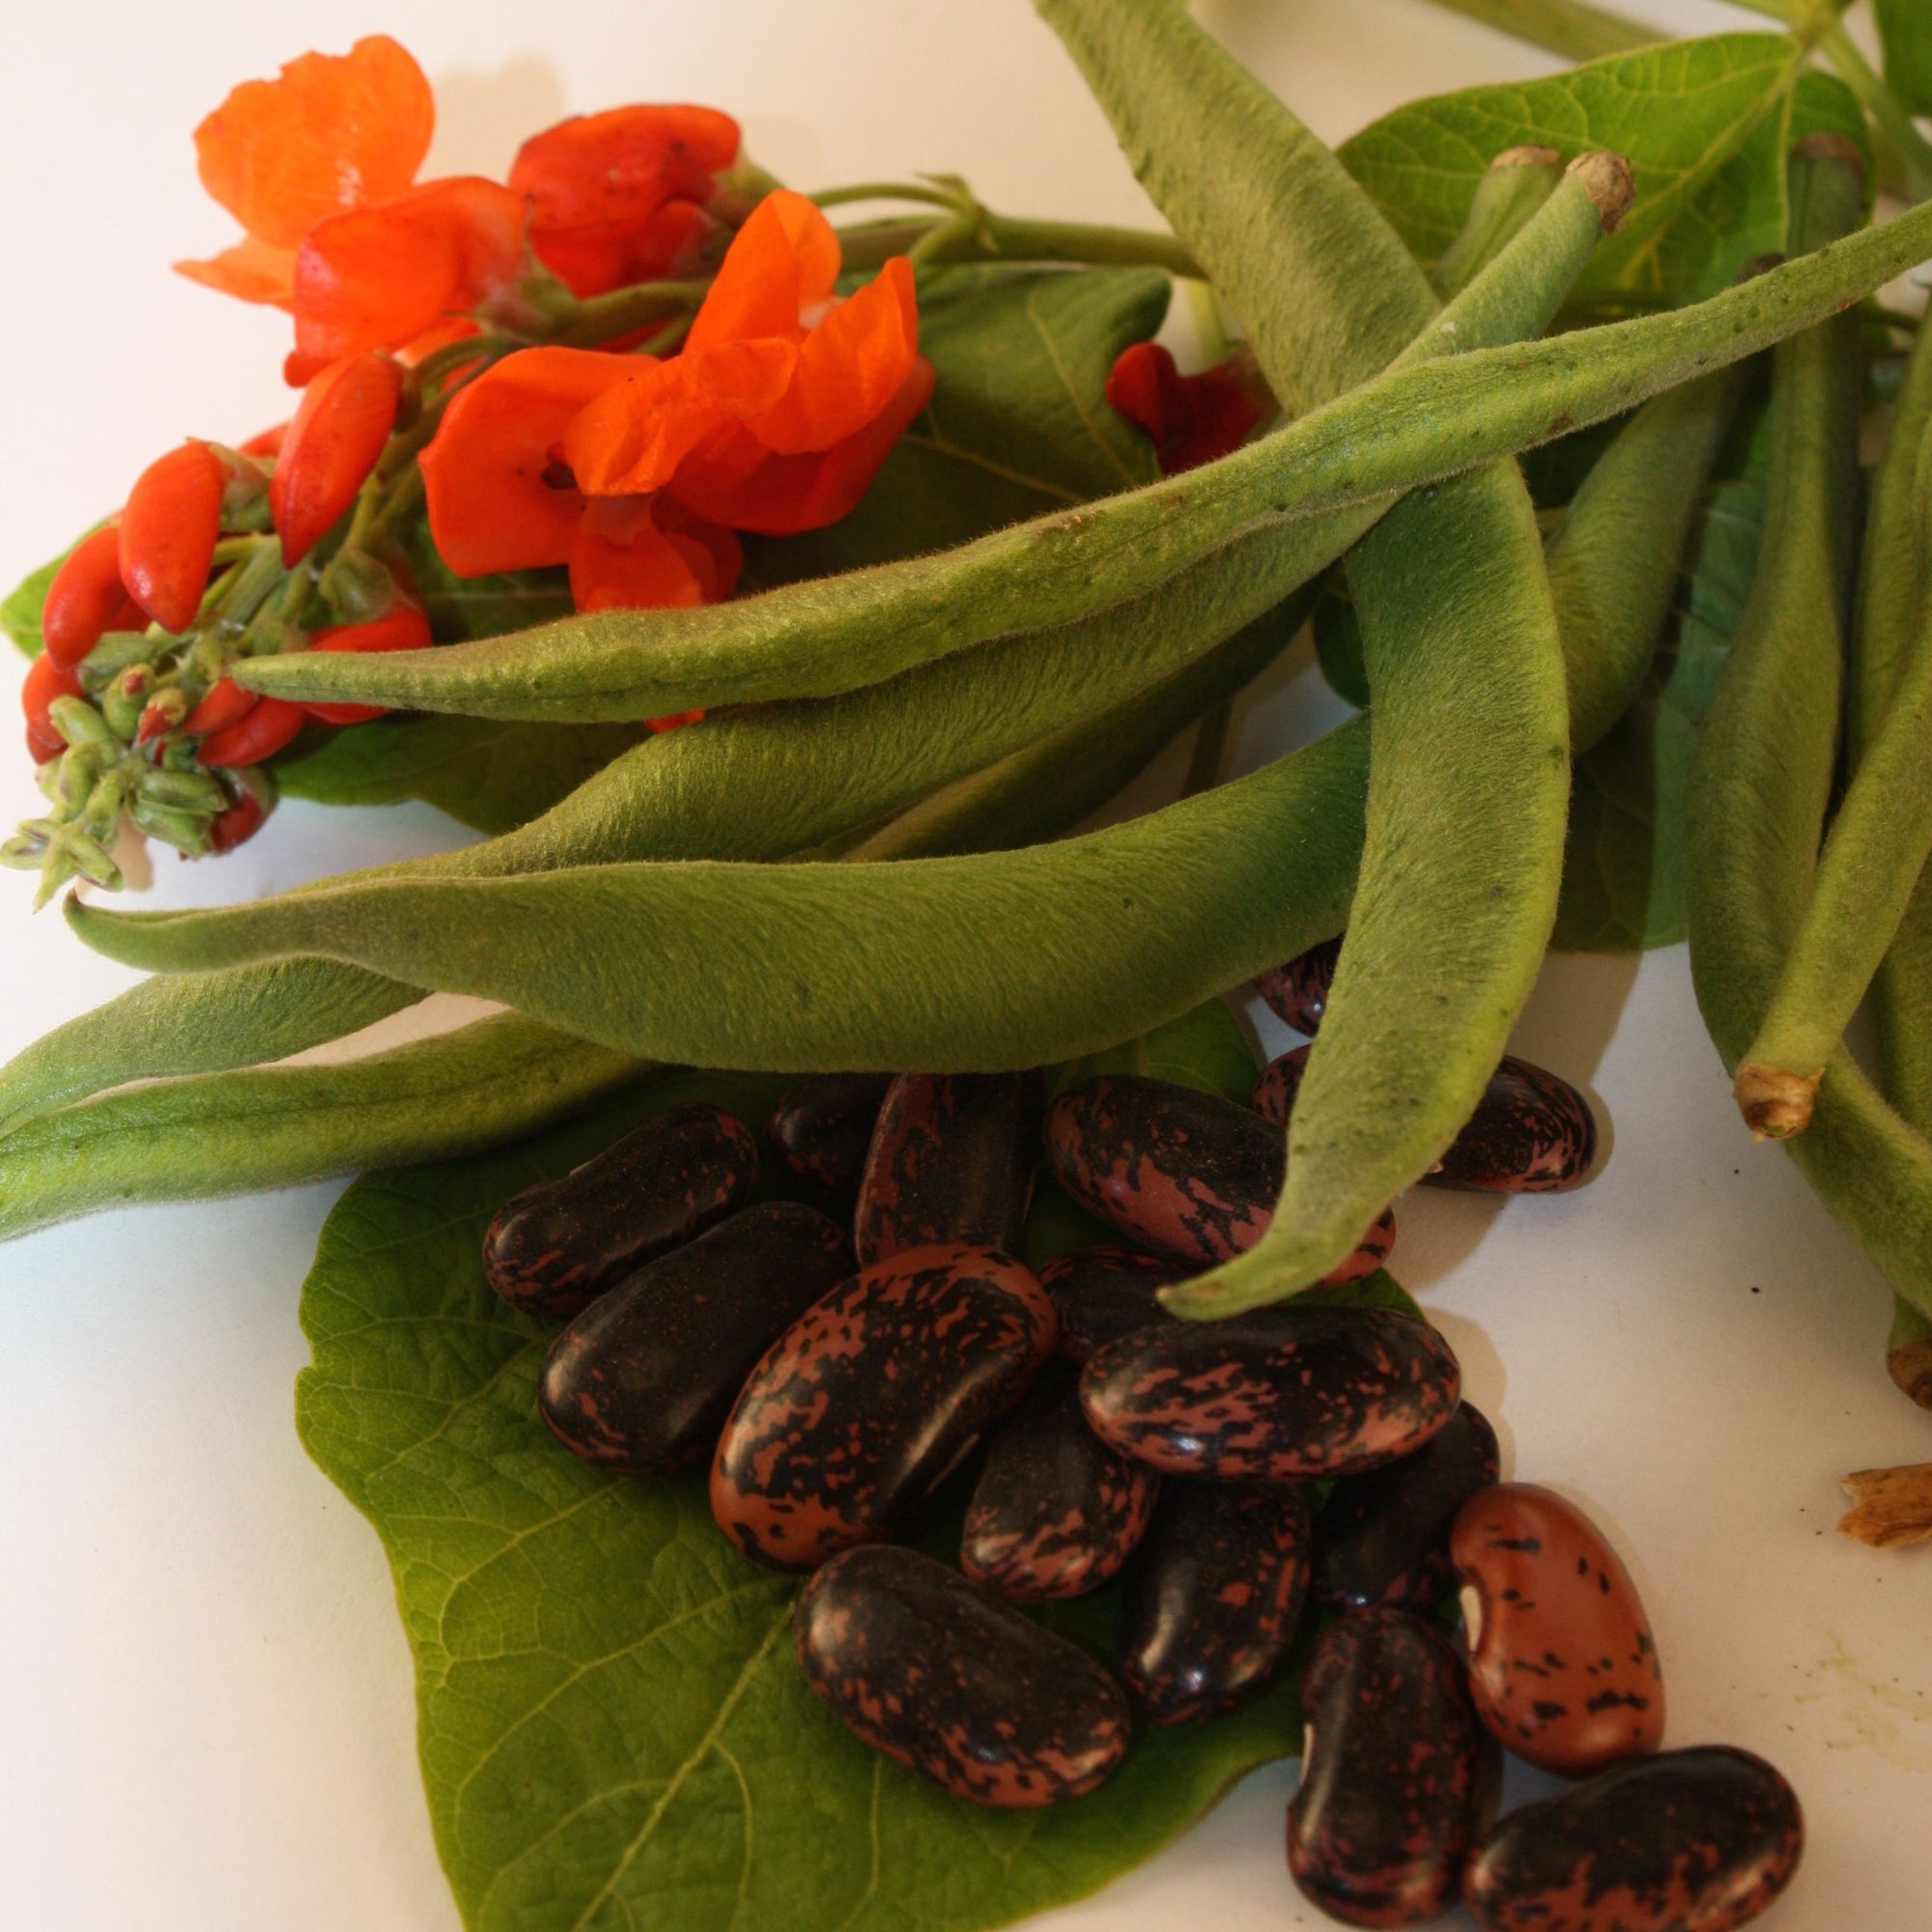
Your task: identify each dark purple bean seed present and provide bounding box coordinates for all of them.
[710,1242,1056,1571]
[1463,1747,1804,1932]
[1255,1047,1598,1193]
[960,1365,1159,1603]
[854,1071,1043,1267]
[1045,1075,1279,1264]
[795,1544,1130,1806]
[1045,1074,1395,1283]
[482,1102,758,1319]
[1287,1608,1490,1928]
[1080,1302,1461,1482]
[1037,1245,1186,1360]
[536,1202,852,1474]
[1314,1401,1501,1611]
[1117,1477,1310,1724]
[1255,936,1341,1035]
[765,1073,894,1204]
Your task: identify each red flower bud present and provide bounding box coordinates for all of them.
[22,651,84,763]
[196,695,306,768]
[298,597,431,724]
[43,526,148,671]
[270,352,405,563]
[119,441,229,634]
[238,422,291,459]
[183,676,260,739]
[210,770,274,853]
[1103,341,1269,475]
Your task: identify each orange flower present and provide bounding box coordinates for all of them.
[176,36,434,309]
[288,178,529,381]
[565,189,932,535]
[509,104,741,298]
[419,347,632,575]
[570,497,742,611]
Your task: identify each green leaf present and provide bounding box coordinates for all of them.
[1337,35,1860,312]
[273,714,650,836]
[405,526,578,643]
[1553,465,1769,950]
[298,1074,1307,1932]
[1877,0,1932,117]
[751,266,1167,581]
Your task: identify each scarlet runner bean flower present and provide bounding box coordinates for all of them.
[118,442,269,634]
[564,189,935,535]
[21,653,84,764]
[1104,339,1271,474]
[509,104,744,298]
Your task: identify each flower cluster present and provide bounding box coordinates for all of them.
[11,36,930,895]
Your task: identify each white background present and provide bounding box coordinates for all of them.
[2,3,1928,1928]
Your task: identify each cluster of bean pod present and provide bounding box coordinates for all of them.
[471,945,1798,1930]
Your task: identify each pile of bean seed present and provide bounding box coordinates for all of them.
[477,940,1803,1932]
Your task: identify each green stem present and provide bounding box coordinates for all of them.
[811,181,963,211]
[1412,0,1658,62]
[1819,22,1932,203]
[838,213,1199,277]
[551,278,712,350]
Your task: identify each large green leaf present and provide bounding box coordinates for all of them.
[1877,0,1932,117]
[751,266,1168,582]
[1338,37,1866,312]
[1553,463,1769,950]
[298,1070,1317,1932]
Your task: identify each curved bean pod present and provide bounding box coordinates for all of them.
[1432,146,1564,298]
[1048,0,1605,1311]
[232,205,1932,723]
[0,1012,653,1244]
[1687,145,1932,1321]
[0,958,423,1140]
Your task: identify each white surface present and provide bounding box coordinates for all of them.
[0,4,1927,1929]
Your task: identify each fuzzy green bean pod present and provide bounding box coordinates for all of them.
[0,1013,654,1244]
[1687,143,1932,1321]
[233,199,1932,724]
[0,960,424,1141]
[1433,147,1566,298]
[1734,424,1932,1139]
[1044,0,1607,1312]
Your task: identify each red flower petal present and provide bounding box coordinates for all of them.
[530,200,717,299]
[750,256,919,455]
[419,346,635,576]
[668,355,933,535]
[271,352,405,564]
[569,498,717,613]
[292,177,526,371]
[173,236,299,308]
[183,677,259,738]
[511,104,739,244]
[561,339,796,497]
[1105,340,1269,475]
[190,37,433,252]
[684,188,840,355]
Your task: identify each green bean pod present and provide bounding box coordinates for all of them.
[1687,144,1932,1321]
[232,202,1932,724]
[1734,428,1932,1140]
[1432,145,1566,298]
[0,960,424,1141]
[0,1013,654,1244]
